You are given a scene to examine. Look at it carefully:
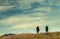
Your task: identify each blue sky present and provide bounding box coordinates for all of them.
[0,0,60,35]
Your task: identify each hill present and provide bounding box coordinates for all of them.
[0,32,60,39]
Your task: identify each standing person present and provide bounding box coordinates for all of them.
[46,25,48,33]
[36,26,40,34]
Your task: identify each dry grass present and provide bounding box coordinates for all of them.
[0,32,60,39]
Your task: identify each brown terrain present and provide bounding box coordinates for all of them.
[0,32,60,39]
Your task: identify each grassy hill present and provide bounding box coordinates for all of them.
[0,32,60,39]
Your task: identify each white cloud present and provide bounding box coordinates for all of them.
[19,3,31,9]
[9,19,46,29]
[0,6,15,13]
[10,23,35,29]
[31,13,46,17]
[0,13,47,30]
[55,1,60,6]
[33,6,51,13]
[48,0,60,6]
[0,16,40,24]
[0,13,47,24]
[21,0,45,3]
[18,0,45,9]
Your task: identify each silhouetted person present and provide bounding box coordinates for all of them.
[46,25,48,33]
[36,26,40,34]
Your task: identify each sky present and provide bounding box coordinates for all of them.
[0,0,60,35]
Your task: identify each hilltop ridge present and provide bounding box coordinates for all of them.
[0,32,60,39]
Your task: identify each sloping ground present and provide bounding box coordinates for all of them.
[0,32,60,39]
